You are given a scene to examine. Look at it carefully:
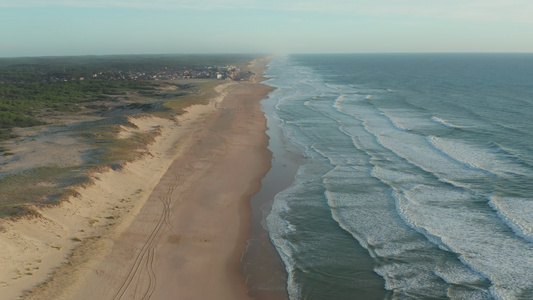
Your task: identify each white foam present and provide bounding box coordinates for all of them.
[489,195,533,243]
[336,97,490,187]
[380,108,435,132]
[396,184,533,300]
[325,178,461,298]
[431,116,465,129]
[266,181,306,300]
[429,136,530,177]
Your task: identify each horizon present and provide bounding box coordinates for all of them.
[1,1,533,57]
[2,51,533,60]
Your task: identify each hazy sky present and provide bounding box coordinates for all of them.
[1,0,533,57]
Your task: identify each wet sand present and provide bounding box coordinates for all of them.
[242,81,303,300]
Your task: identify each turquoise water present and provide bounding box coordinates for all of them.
[262,54,533,300]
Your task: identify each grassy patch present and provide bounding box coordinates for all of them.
[155,80,224,117]
[0,167,90,210]
[94,130,161,165]
[0,146,14,156]
[0,166,90,218]
[74,116,161,166]
[0,80,157,138]
[0,114,161,218]
[0,205,41,219]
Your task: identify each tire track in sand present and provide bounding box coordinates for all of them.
[112,128,222,300]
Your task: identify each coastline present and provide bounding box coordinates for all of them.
[0,57,276,299]
[242,82,303,299]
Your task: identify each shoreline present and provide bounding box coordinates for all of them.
[242,79,304,299]
[0,57,277,299]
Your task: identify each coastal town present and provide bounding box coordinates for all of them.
[43,65,254,83]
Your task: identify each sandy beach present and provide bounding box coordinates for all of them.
[0,57,277,299]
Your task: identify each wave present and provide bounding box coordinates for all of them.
[489,196,533,244]
[323,167,492,299]
[429,136,531,177]
[267,185,303,300]
[490,141,533,169]
[395,183,533,300]
[431,116,465,129]
[379,108,434,132]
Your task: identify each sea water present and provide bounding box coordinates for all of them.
[262,54,533,300]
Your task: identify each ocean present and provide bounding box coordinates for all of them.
[260,54,533,300]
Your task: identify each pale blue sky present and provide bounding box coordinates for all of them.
[1,0,532,57]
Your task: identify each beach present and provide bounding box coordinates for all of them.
[0,57,279,299]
